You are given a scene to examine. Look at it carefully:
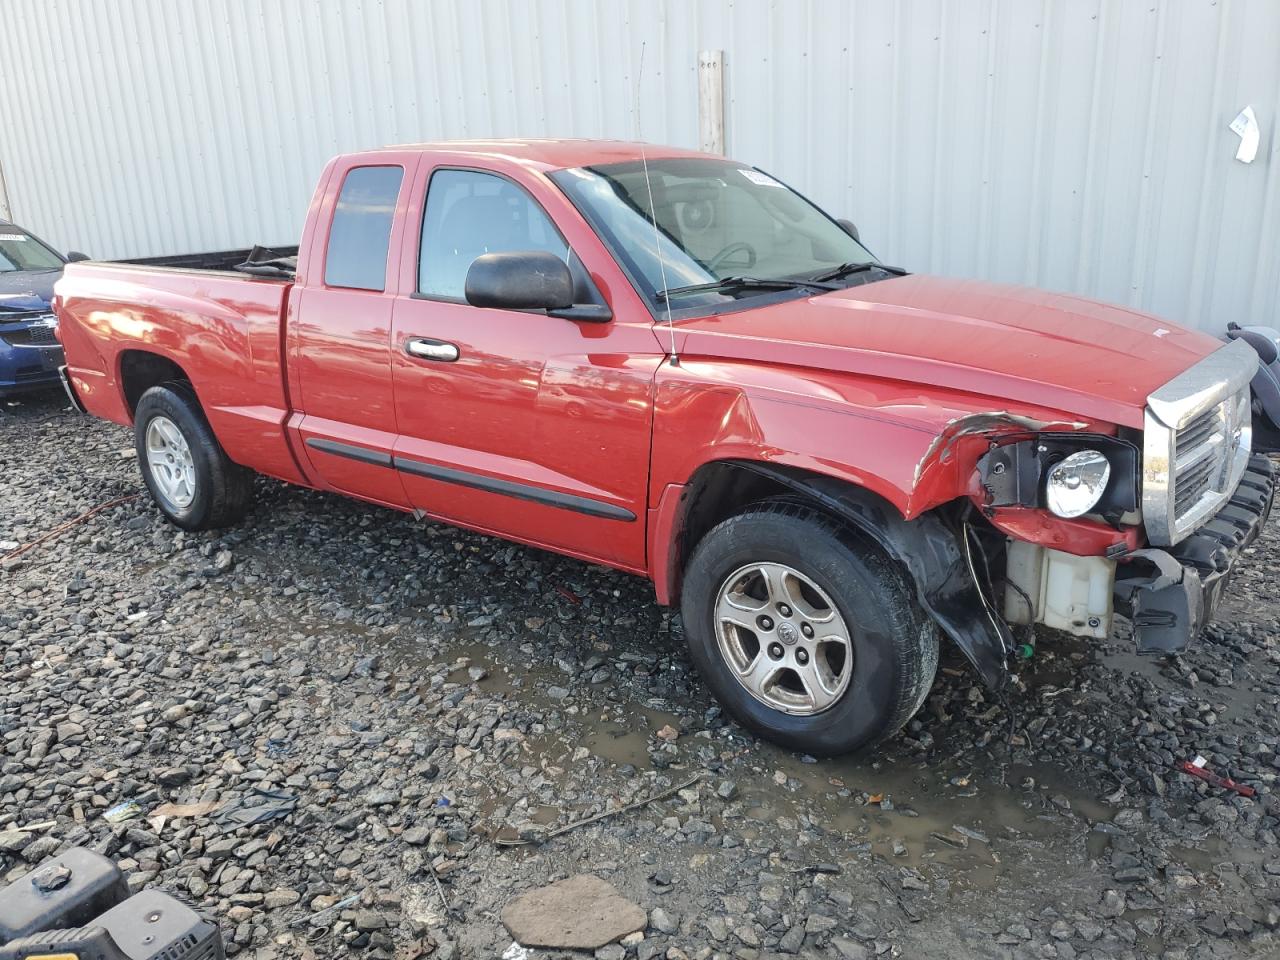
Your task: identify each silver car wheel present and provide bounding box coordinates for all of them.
[713,561,854,716]
[145,415,197,511]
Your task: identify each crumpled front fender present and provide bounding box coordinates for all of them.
[733,462,1015,688]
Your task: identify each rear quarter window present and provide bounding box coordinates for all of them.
[325,165,404,291]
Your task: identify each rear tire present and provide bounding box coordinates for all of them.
[134,381,254,530]
[681,500,938,756]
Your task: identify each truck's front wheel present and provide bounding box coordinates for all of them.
[681,501,938,756]
[134,382,254,530]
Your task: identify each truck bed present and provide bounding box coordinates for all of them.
[55,257,305,485]
[114,244,300,277]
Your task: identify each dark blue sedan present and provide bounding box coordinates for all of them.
[0,221,87,397]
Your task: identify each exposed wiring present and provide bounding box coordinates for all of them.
[961,518,1007,652]
[1003,577,1035,625]
[961,514,1028,749]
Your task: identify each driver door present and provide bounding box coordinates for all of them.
[388,163,662,570]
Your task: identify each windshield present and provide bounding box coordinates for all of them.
[551,157,877,312]
[0,228,63,273]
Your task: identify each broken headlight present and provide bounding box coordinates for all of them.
[1044,450,1112,518]
[977,433,1139,523]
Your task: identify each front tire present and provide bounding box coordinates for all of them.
[681,501,938,756]
[134,382,254,530]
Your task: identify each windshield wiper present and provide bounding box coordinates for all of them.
[657,276,838,302]
[809,261,909,283]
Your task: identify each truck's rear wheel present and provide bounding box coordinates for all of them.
[134,382,254,530]
[681,501,938,756]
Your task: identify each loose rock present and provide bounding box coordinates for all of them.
[501,875,646,950]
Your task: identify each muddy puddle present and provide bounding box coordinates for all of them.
[736,746,1119,892]
[1101,643,1277,728]
[418,639,1122,893]
[258,609,1254,899]
[439,639,684,771]
[227,587,1277,929]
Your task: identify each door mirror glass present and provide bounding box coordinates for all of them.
[65,250,90,263]
[837,219,860,243]
[465,251,575,311]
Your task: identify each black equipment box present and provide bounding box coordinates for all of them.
[0,847,128,942]
[0,848,223,960]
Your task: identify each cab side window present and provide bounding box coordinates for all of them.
[325,165,404,291]
[419,169,569,299]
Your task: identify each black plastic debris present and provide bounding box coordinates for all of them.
[214,787,299,829]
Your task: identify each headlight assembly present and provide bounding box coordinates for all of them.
[1044,450,1112,518]
[977,433,1139,523]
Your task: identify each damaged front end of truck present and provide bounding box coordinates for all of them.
[955,337,1275,685]
[745,337,1278,693]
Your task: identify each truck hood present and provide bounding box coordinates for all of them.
[674,274,1223,429]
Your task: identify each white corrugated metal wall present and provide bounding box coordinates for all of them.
[0,0,1276,332]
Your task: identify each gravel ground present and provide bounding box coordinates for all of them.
[3,389,1280,960]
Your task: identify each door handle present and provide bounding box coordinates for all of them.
[405,337,459,362]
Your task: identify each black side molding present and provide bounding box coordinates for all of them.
[303,436,634,522]
[393,456,635,521]
[304,437,392,468]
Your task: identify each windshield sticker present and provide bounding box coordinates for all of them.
[739,169,784,188]
[0,234,29,241]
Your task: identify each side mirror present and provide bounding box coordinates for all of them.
[465,251,612,322]
[836,219,860,243]
[65,251,90,263]
[465,251,574,311]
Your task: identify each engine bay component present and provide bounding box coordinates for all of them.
[1003,540,1115,639]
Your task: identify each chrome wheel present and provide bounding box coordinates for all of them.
[714,562,854,715]
[145,415,196,510]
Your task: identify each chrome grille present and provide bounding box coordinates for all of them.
[1174,406,1221,457]
[1173,449,1217,514]
[1143,338,1257,547]
[1172,401,1229,519]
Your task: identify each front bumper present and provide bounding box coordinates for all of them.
[0,342,65,395]
[1115,454,1275,653]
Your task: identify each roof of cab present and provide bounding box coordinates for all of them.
[365,138,716,171]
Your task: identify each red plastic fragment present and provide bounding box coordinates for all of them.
[1176,759,1256,798]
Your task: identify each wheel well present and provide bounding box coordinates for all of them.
[678,462,792,572]
[673,460,1014,688]
[673,460,892,603]
[119,351,191,417]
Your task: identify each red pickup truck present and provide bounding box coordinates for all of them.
[55,140,1274,756]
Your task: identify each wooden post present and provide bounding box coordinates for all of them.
[0,157,11,222]
[698,50,725,155]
